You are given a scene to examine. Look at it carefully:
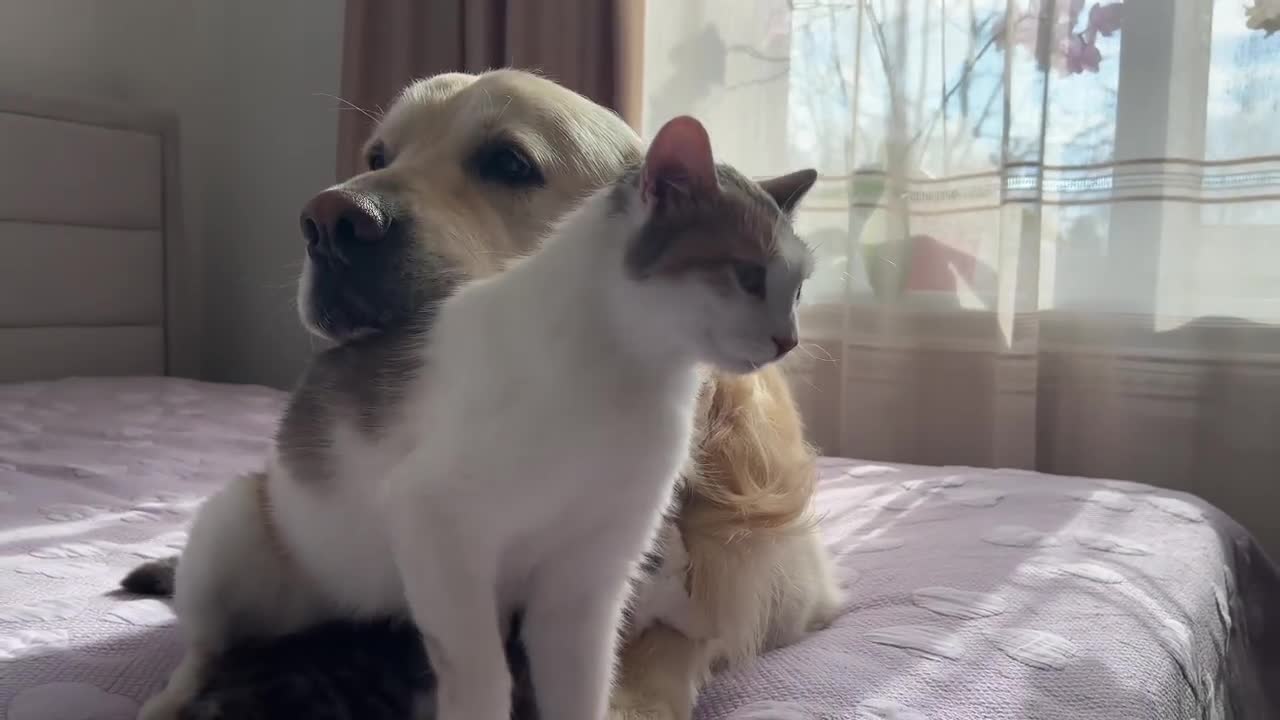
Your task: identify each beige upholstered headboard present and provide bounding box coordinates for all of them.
[0,90,198,382]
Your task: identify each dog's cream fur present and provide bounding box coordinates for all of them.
[147,70,840,720]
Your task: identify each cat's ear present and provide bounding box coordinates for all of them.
[641,116,718,207]
[759,169,818,214]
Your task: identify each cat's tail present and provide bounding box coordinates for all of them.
[120,555,179,597]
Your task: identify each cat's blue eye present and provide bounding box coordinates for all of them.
[734,263,767,299]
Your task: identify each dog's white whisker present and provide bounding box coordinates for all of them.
[495,96,514,122]
[313,92,380,122]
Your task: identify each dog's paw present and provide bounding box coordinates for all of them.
[607,704,681,720]
[607,690,689,720]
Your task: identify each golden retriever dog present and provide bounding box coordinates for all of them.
[127,69,840,720]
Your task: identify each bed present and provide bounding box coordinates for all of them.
[2,92,1278,720]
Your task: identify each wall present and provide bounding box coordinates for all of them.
[202,0,345,388]
[0,0,345,389]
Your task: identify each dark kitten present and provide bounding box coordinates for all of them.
[123,486,689,719]
[121,555,179,595]
[123,503,689,719]
[176,617,537,720]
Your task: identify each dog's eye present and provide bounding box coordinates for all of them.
[367,145,388,171]
[477,144,543,187]
[733,263,767,299]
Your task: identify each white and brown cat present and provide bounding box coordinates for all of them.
[140,115,824,720]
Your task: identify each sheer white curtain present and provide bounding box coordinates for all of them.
[642,0,1280,551]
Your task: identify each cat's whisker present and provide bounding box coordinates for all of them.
[795,373,821,392]
[797,342,836,364]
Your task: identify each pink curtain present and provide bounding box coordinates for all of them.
[336,0,644,179]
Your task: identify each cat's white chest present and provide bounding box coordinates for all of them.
[408,343,697,602]
[430,375,689,515]
[487,412,689,611]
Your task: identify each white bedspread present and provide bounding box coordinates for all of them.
[0,377,280,719]
[695,459,1280,720]
[1,377,1277,719]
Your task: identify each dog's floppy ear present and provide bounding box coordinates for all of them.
[642,116,718,208]
[759,169,818,215]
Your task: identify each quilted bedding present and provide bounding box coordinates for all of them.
[1,377,1277,719]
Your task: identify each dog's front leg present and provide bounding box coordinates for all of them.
[609,623,712,720]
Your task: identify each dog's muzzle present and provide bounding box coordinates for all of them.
[298,188,418,341]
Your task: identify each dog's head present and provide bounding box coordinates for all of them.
[297,69,643,341]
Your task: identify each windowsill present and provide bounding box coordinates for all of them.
[798,302,1280,359]
[799,300,1009,350]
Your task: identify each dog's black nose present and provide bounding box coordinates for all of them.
[300,189,388,260]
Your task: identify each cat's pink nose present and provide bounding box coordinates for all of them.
[772,335,798,357]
